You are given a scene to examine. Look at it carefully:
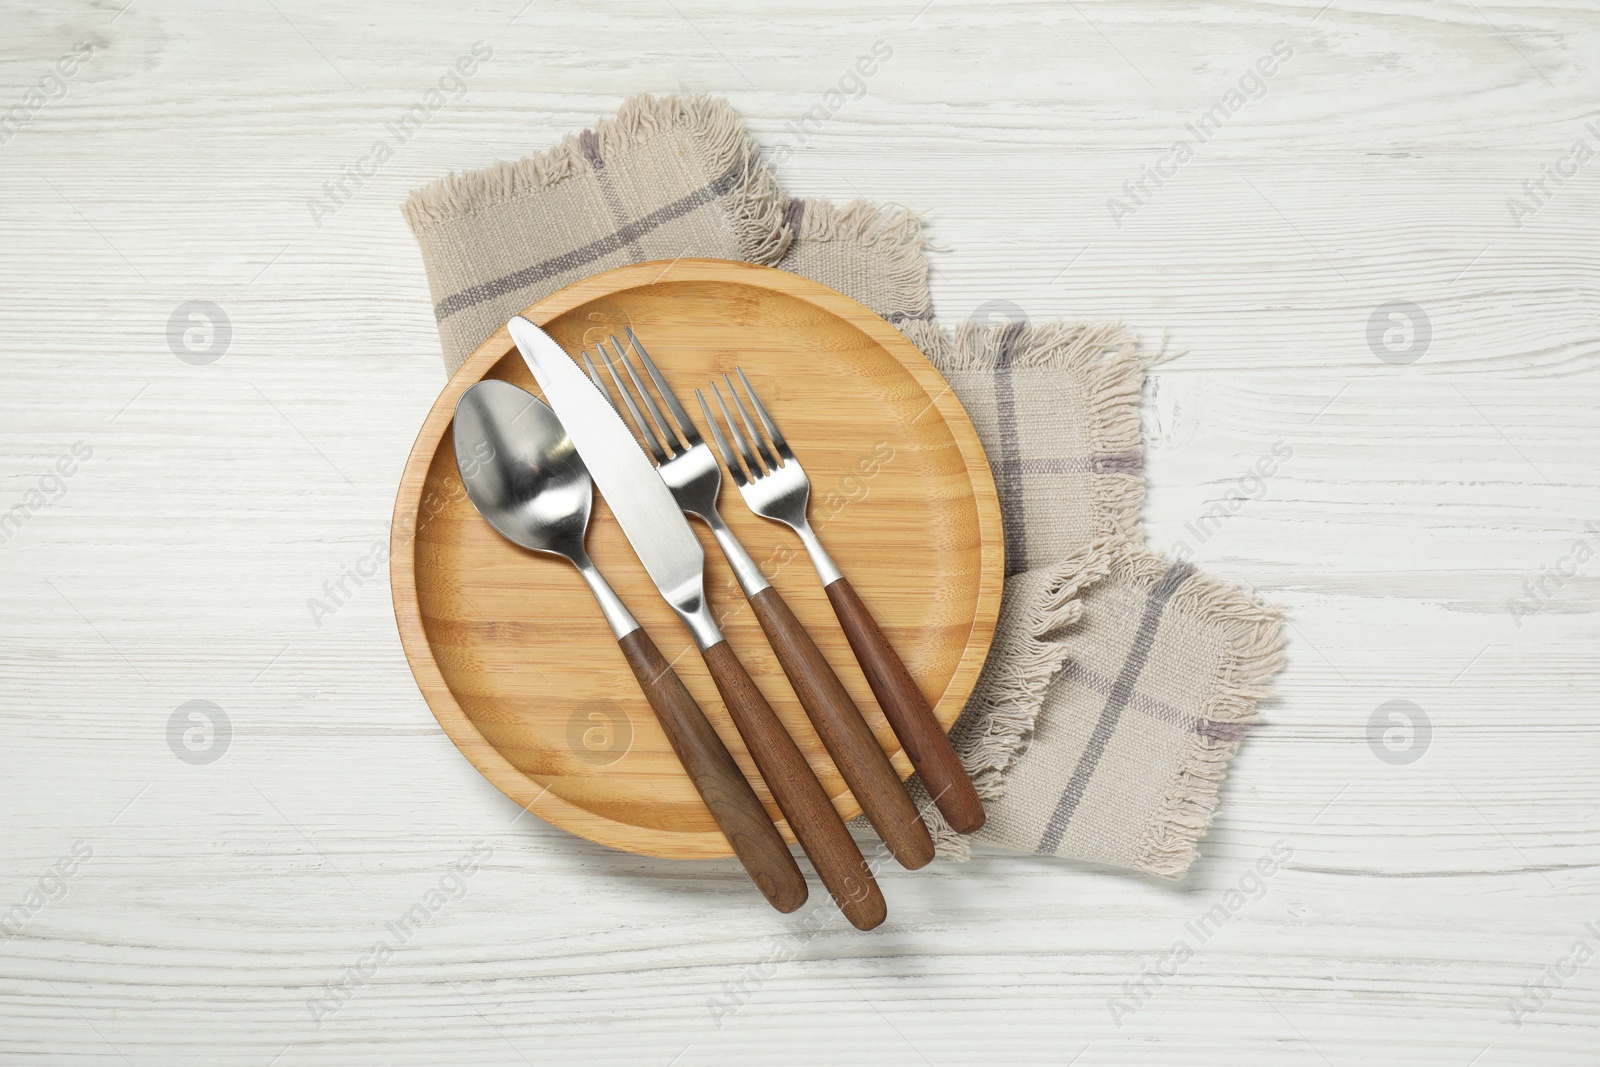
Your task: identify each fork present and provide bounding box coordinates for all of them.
[700,369,987,835]
[584,330,935,871]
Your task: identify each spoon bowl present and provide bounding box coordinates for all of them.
[453,380,591,559]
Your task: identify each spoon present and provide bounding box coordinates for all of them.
[452,380,807,915]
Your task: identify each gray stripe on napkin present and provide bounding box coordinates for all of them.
[431,159,744,322]
[992,321,1030,576]
[1036,560,1195,851]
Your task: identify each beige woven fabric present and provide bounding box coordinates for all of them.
[951,540,1283,873]
[776,199,935,328]
[403,95,791,374]
[402,93,1285,879]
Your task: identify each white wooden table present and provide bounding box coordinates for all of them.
[3,2,1596,1063]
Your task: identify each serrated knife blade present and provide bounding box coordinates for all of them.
[507,316,719,646]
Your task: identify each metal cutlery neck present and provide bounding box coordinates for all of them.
[568,546,641,640]
[660,575,725,652]
[695,508,772,598]
[790,518,844,587]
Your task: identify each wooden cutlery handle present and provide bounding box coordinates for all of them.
[824,577,987,835]
[617,629,807,914]
[750,586,935,870]
[700,639,887,931]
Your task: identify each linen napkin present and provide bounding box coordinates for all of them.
[402,93,1285,878]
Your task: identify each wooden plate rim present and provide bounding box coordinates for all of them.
[390,258,1004,858]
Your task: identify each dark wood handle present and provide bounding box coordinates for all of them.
[618,628,807,914]
[750,586,935,870]
[700,639,886,931]
[824,577,986,834]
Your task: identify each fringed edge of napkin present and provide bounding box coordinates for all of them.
[902,319,1147,546]
[1117,548,1286,879]
[895,318,1152,860]
[919,537,1121,859]
[922,538,1285,872]
[401,93,792,265]
[783,197,935,322]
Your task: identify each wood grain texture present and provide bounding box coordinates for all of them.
[750,584,936,870]
[615,627,807,914]
[700,639,885,931]
[2,0,1598,1063]
[825,575,987,834]
[390,260,1002,858]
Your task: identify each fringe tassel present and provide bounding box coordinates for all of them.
[793,195,934,300]
[786,197,934,318]
[1083,335,1147,544]
[401,93,792,265]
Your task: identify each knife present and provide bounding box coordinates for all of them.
[508,315,886,931]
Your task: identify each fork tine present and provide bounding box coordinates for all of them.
[734,367,787,453]
[597,343,668,464]
[625,327,700,445]
[608,335,679,455]
[697,388,747,486]
[711,380,763,477]
[725,373,779,471]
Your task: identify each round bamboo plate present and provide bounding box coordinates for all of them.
[391,259,1003,859]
